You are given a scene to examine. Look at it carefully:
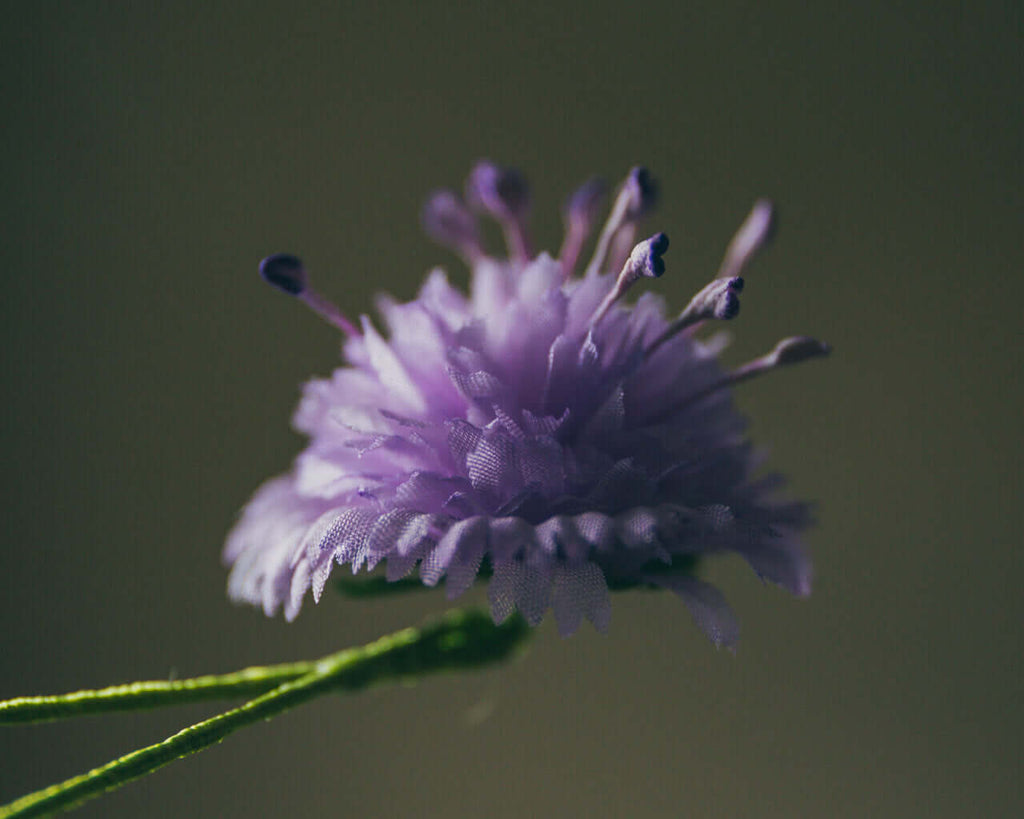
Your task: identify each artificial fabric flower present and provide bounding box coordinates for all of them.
[224,162,827,644]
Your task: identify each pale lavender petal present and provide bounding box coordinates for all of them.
[421,516,486,586]
[310,552,335,604]
[647,574,740,649]
[488,561,524,624]
[552,562,611,636]
[512,562,553,626]
[360,317,427,414]
[365,509,422,558]
[285,556,312,622]
[573,511,617,553]
[739,535,813,597]
[487,516,537,563]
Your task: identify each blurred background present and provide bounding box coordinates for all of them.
[1,1,1020,816]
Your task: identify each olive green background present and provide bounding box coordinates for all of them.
[2,2,1021,817]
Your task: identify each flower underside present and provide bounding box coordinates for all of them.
[224,162,827,644]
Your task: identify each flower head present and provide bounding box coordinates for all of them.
[225,161,827,644]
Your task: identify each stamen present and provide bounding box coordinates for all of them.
[558,177,607,279]
[655,336,830,419]
[421,190,484,264]
[465,161,532,264]
[757,336,831,368]
[644,199,776,359]
[588,232,669,329]
[259,253,360,338]
[259,252,306,295]
[584,167,658,277]
[717,199,776,280]
[644,276,744,359]
[604,224,640,281]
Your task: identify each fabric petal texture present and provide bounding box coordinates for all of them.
[225,162,826,642]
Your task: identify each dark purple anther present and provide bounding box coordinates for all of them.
[259,253,306,296]
[623,166,658,218]
[589,232,671,328]
[646,275,745,359]
[628,231,669,278]
[421,190,482,259]
[564,177,608,228]
[465,161,530,220]
[258,253,359,337]
[700,276,744,320]
[465,160,533,262]
[584,167,658,277]
[716,283,741,319]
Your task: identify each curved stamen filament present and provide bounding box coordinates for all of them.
[559,177,606,279]
[605,221,640,279]
[422,190,485,266]
[717,199,776,280]
[259,254,360,338]
[299,289,361,337]
[645,199,776,356]
[584,167,657,278]
[588,233,669,330]
[648,336,829,424]
[644,277,744,360]
[466,161,533,265]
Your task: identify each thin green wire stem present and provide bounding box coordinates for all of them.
[0,609,528,819]
[0,660,318,724]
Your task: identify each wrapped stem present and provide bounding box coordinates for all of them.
[0,609,529,818]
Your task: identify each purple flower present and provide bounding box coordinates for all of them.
[225,161,827,644]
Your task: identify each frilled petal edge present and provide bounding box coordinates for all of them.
[225,486,805,636]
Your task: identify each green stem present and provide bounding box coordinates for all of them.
[0,609,528,819]
[0,661,317,724]
[334,574,431,598]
